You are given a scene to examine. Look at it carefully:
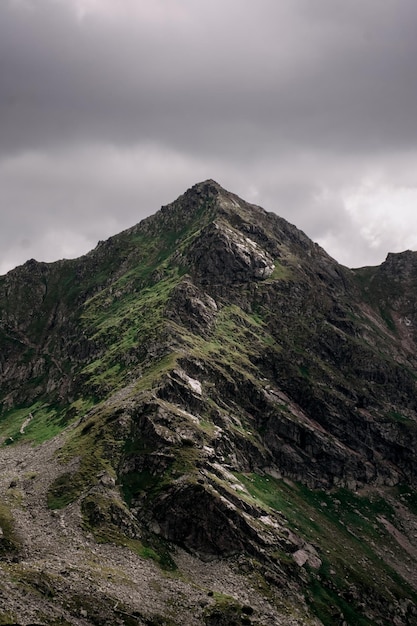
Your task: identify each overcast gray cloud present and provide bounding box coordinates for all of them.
[2,0,417,274]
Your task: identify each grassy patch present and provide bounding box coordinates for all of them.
[133,353,178,394]
[47,404,122,509]
[78,271,184,398]
[0,612,18,625]
[47,471,86,510]
[0,402,62,444]
[387,410,411,423]
[187,304,279,381]
[0,503,20,557]
[204,592,245,626]
[235,472,417,623]
[0,396,95,446]
[379,306,396,333]
[268,261,292,281]
[307,575,374,626]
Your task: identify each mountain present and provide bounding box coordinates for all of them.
[1,180,417,625]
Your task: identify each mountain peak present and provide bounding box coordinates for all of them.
[145,179,263,246]
[2,181,417,624]
[189,178,224,193]
[176,178,225,200]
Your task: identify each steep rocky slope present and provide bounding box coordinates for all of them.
[1,180,417,624]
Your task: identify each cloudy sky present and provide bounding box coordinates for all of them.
[1,0,417,274]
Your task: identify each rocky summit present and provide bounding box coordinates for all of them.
[1,180,417,625]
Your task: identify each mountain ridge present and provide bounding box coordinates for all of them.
[1,181,417,624]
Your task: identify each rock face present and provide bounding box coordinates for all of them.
[187,220,276,284]
[1,180,417,624]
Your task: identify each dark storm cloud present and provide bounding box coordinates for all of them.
[2,0,417,156]
[1,0,417,273]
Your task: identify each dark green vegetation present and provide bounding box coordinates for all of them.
[238,473,417,625]
[0,502,20,558]
[2,180,417,624]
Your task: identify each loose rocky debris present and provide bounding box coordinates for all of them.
[0,433,318,626]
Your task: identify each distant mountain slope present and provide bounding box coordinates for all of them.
[1,180,417,625]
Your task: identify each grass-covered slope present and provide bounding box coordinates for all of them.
[0,181,218,442]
